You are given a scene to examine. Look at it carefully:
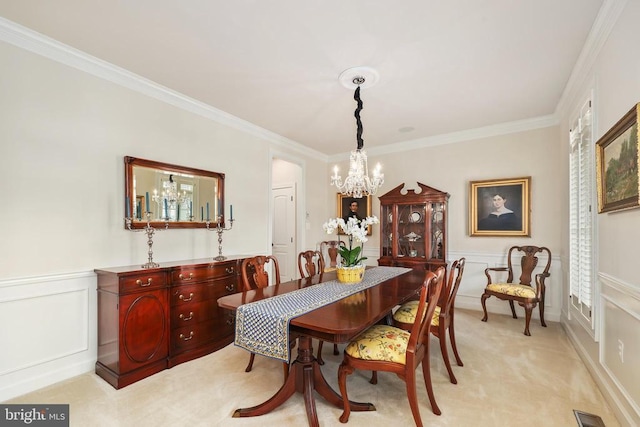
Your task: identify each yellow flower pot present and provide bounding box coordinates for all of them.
[336,265,365,284]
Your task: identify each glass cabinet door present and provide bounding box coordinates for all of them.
[381,204,393,257]
[398,203,426,258]
[430,202,445,260]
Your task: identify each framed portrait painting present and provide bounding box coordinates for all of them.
[469,177,531,237]
[336,194,372,235]
[596,103,640,213]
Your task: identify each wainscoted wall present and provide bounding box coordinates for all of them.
[0,272,97,402]
[599,273,640,422]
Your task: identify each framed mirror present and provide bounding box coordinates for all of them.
[124,156,225,229]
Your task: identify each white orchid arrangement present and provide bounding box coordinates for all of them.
[322,216,379,267]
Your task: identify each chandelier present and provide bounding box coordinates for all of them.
[331,70,384,198]
[152,174,189,219]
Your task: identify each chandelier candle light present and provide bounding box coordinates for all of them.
[331,68,384,198]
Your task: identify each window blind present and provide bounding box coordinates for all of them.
[569,99,594,322]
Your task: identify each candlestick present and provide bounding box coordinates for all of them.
[206,215,235,261]
[124,211,169,269]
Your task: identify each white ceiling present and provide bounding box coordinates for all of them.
[0,1,604,156]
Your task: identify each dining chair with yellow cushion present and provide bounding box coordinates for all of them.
[337,267,445,424]
[297,250,338,365]
[392,258,466,384]
[240,255,289,381]
[481,245,551,336]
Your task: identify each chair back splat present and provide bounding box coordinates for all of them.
[241,255,280,291]
[298,250,325,279]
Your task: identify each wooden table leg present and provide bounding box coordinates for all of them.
[233,336,375,426]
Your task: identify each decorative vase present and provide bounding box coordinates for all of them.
[336,265,365,284]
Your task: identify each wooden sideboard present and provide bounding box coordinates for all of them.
[95,256,247,389]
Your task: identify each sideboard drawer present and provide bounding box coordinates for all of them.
[119,272,167,293]
[170,299,218,325]
[171,263,238,284]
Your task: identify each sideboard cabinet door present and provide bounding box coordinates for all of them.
[95,269,169,389]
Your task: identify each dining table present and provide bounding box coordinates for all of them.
[217,266,428,427]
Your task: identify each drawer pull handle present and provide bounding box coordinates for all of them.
[225,267,235,274]
[136,278,153,287]
[225,283,235,292]
[179,273,194,281]
[179,331,194,341]
[179,293,194,302]
[179,312,194,321]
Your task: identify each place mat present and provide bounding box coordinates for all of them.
[234,266,411,362]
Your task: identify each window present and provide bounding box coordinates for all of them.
[569,97,595,331]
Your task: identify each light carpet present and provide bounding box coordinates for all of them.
[5,309,620,426]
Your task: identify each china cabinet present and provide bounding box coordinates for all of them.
[378,182,449,273]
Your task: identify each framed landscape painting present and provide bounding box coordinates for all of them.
[469,177,531,237]
[596,103,640,213]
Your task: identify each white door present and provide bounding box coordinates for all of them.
[272,185,296,282]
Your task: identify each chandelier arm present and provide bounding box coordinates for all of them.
[354,86,364,150]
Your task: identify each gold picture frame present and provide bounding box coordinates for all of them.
[336,194,372,235]
[469,177,531,237]
[596,103,640,213]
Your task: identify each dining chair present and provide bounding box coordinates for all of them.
[297,250,338,365]
[481,245,551,336]
[240,255,289,381]
[337,267,445,424]
[393,258,466,384]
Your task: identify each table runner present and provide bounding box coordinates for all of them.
[234,266,411,362]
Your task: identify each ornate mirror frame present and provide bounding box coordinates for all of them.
[124,156,225,229]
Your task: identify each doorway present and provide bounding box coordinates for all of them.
[271,157,303,282]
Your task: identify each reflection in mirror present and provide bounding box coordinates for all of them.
[124,156,225,229]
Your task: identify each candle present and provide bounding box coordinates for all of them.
[190,201,193,220]
[230,204,233,220]
[145,192,150,213]
[201,206,204,221]
[164,199,168,219]
[125,196,130,218]
[206,202,210,221]
[177,203,180,219]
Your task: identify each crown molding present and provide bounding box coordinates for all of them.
[0,17,328,162]
[327,114,558,161]
[555,0,628,117]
